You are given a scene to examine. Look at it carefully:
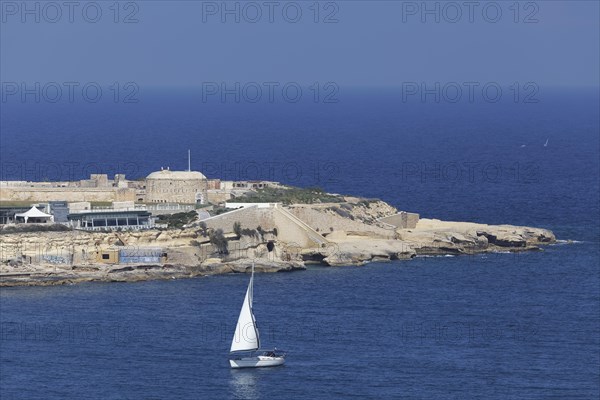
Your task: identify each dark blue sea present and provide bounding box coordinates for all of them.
[1,88,599,399]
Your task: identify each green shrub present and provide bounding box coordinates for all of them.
[157,211,197,229]
[233,221,242,237]
[198,222,208,236]
[332,207,354,220]
[209,229,229,254]
[241,228,259,238]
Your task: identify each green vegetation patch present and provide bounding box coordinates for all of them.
[356,198,380,207]
[0,201,35,207]
[156,211,198,229]
[327,206,355,220]
[0,224,71,235]
[209,229,229,254]
[90,202,114,208]
[235,186,342,205]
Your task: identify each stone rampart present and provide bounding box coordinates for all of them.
[379,212,420,229]
[286,206,395,238]
[0,187,136,203]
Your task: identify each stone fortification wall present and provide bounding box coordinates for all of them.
[145,179,206,203]
[379,212,420,229]
[201,206,323,248]
[1,181,73,188]
[202,207,276,233]
[272,208,325,247]
[0,187,136,203]
[286,206,396,239]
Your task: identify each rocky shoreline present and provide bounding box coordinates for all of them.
[0,260,306,287]
[0,215,556,287]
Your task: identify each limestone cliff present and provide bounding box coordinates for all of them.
[0,199,557,287]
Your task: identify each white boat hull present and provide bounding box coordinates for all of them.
[229,356,285,369]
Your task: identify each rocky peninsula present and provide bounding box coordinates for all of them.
[0,192,556,287]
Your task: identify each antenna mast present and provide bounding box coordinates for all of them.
[188,149,191,171]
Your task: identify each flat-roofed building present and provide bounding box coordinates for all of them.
[0,206,32,224]
[68,210,154,231]
[48,201,69,223]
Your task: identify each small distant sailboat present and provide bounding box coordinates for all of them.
[520,144,526,148]
[544,138,549,147]
[229,263,285,369]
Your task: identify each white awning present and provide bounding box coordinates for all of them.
[15,206,54,222]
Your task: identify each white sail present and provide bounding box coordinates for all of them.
[230,268,260,353]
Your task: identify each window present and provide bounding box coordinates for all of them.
[102,254,110,260]
[93,219,106,227]
[117,218,128,226]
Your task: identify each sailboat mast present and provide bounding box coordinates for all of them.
[250,263,260,350]
[250,263,254,302]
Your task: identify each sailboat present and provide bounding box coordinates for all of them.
[229,263,286,369]
[544,138,549,147]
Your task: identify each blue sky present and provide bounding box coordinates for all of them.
[1,1,599,88]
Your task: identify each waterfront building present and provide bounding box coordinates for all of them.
[48,201,69,223]
[96,248,120,264]
[68,209,154,230]
[0,206,32,224]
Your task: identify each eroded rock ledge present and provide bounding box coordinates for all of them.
[0,260,306,287]
[303,219,555,266]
